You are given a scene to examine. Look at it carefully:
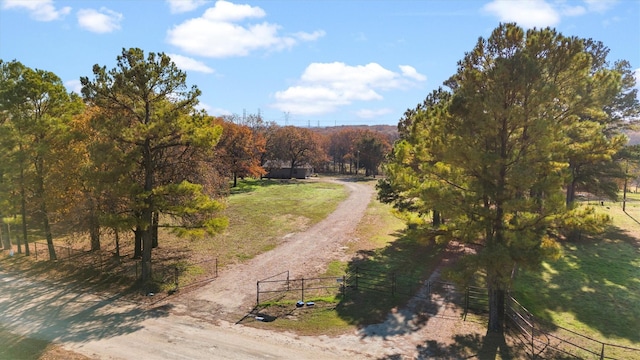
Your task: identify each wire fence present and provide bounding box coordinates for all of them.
[8,241,218,292]
[506,296,640,359]
[257,266,639,360]
[256,270,346,305]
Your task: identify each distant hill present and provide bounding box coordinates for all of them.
[311,124,399,142]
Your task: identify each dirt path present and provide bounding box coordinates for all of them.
[178,178,374,319]
[0,178,486,359]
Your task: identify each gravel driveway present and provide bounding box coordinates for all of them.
[0,178,486,359]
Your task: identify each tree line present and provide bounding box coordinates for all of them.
[0,48,393,283]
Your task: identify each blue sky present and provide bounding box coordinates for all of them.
[1,0,639,127]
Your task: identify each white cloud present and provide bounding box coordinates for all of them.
[167,53,215,73]
[293,30,326,42]
[2,0,71,21]
[482,0,560,28]
[483,0,619,28]
[584,0,618,13]
[197,102,232,116]
[64,79,82,94]
[559,4,587,17]
[166,0,324,58]
[272,62,425,116]
[166,0,208,14]
[356,108,393,119]
[399,65,427,82]
[77,7,122,33]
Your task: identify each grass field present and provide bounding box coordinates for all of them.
[512,193,640,352]
[3,178,639,358]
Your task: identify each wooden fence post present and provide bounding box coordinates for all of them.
[256,281,260,305]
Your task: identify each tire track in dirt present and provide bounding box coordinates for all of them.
[180,178,374,319]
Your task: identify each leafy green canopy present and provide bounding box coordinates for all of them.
[381,24,625,293]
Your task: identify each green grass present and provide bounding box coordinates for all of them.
[512,195,640,350]
[255,182,445,331]
[0,323,90,360]
[185,178,348,266]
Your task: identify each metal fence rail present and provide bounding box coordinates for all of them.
[506,296,640,359]
[256,272,345,305]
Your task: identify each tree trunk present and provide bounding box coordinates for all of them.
[141,138,154,284]
[487,285,506,333]
[19,165,28,256]
[133,227,142,259]
[114,228,121,258]
[43,211,57,261]
[141,223,152,284]
[89,202,101,251]
[1,222,9,250]
[432,210,441,227]
[289,159,295,179]
[152,211,159,248]
[566,168,577,206]
[35,160,56,261]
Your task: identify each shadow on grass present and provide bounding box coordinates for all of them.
[0,273,172,345]
[408,331,519,360]
[335,228,446,329]
[512,225,640,344]
[230,178,283,194]
[0,323,92,360]
[0,255,172,345]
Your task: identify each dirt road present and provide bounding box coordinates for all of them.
[0,178,485,359]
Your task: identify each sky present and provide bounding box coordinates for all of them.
[1,0,639,127]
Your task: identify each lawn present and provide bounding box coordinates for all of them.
[5,177,637,358]
[512,194,640,353]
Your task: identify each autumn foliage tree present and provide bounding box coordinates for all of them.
[80,48,227,283]
[266,125,326,178]
[0,60,84,260]
[213,118,266,187]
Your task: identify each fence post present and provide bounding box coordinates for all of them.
[256,281,260,306]
[465,287,470,313]
[600,343,605,360]
[215,258,218,277]
[174,266,179,288]
[531,319,535,359]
